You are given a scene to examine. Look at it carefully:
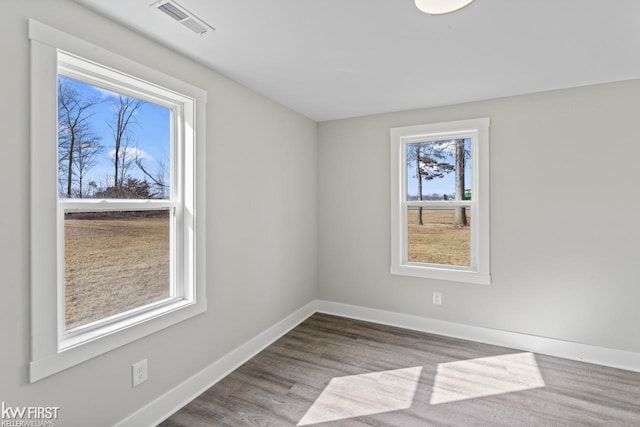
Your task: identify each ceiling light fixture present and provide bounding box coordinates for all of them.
[150,0,215,36]
[415,0,476,15]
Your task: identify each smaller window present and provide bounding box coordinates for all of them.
[390,118,490,284]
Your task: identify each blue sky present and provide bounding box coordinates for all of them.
[58,75,170,194]
[406,139,472,199]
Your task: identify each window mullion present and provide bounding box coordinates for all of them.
[405,201,472,208]
[59,199,179,212]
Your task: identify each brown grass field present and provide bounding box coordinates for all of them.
[64,214,170,330]
[63,209,466,329]
[407,208,471,266]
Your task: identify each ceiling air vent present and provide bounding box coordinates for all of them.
[157,2,189,21]
[151,0,215,36]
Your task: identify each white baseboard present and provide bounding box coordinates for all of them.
[117,299,640,426]
[115,300,318,427]
[316,300,640,373]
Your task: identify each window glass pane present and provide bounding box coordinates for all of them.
[407,207,471,267]
[406,139,472,201]
[57,75,171,200]
[64,210,172,330]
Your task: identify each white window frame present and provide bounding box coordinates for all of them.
[390,117,490,285]
[29,20,207,382]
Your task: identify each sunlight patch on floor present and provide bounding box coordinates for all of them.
[297,366,422,426]
[430,352,545,405]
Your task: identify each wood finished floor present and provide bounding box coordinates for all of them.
[160,314,640,426]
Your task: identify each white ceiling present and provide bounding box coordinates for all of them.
[76,0,640,121]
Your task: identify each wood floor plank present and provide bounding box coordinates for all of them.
[160,314,640,426]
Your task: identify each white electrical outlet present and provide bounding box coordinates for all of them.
[132,359,148,387]
[433,292,442,305]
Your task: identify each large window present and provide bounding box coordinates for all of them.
[29,20,207,382]
[390,118,490,284]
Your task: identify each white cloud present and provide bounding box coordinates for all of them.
[92,85,120,100]
[108,147,152,162]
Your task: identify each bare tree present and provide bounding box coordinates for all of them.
[57,77,101,198]
[94,177,155,199]
[73,130,102,198]
[135,154,168,199]
[87,181,98,198]
[116,142,137,190]
[428,139,470,227]
[453,139,467,227]
[407,142,454,225]
[108,95,143,193]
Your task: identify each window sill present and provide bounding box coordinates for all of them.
[59,297,194,351]
[390,264,491,285]
[30,298,206,383]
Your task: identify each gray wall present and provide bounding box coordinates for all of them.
[3,0,640,424]
[318,80,640,354]
[0,1,316,425]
